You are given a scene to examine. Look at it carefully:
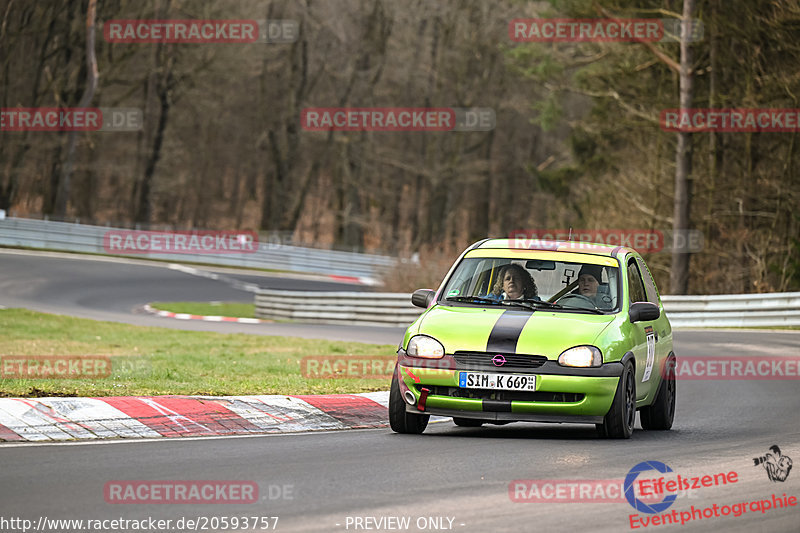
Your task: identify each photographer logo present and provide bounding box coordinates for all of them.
[754,445,793,482]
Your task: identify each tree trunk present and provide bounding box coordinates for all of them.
[133,0,173,225]
[260,8,309,232]
[53,0,97,217]
[670,0,696,294]
[135,76,170,224]
[705,0,722,241]
[469,130,494,241]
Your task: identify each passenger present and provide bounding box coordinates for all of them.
[491,264,539,300]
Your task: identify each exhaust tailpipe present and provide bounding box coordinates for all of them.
[403,390,416,405]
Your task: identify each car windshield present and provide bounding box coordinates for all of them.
[441,256,620,313]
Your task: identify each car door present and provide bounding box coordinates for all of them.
[636,255,672,386]
[626,256,657,401]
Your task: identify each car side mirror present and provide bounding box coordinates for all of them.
[629,301,660,323]
[411,289,436,309]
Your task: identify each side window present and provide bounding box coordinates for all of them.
[627,259,647,304]
[635,257,660,305]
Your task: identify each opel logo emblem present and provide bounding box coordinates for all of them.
[492,354,506,366]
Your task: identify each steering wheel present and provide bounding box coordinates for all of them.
[556,293,597,308]
[547,279,579,303]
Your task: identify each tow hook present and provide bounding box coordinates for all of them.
[417,387,431,411]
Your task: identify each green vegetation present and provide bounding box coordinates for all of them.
[507,0,800,295]
[3,2,800,296]
[0,309,395,397]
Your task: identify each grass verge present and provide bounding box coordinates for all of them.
[0,308,396,397]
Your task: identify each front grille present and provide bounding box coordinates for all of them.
[418,385,583,403]
[452,351,547,371]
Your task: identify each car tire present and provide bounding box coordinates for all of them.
[596,361,636,439]
[640,356,676,430]
[452,417,484,427]
[389,371,429,434]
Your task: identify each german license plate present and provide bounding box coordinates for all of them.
[458,372,536,391]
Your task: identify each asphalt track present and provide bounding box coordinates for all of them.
[1,249,799,532]
[0,249,398,344]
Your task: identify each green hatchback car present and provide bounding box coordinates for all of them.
[389,239,676,439]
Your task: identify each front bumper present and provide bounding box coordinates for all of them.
[406,406,605,424]
[397,355,621,422]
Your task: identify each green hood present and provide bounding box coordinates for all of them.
[413,305,617,359]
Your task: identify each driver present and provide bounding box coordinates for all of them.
[491,264,539,300]
[577,264,604,304]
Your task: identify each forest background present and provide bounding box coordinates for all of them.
[2,0,799,294]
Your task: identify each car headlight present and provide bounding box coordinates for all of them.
[558,345,602,368]
[406,335,445,359]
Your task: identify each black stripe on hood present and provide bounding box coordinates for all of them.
[486,310,532,353]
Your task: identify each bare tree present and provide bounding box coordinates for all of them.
[54,0,98,217]
[670,0,696,294]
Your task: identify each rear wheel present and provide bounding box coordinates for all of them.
[596,361,636,439]
[640,356,676,430]
[389,371,429,434]
[453,417,484,427]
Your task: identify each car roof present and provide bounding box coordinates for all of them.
[471,238,635,259]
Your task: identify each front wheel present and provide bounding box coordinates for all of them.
[640,356,676,430]
[389,371,429,434]
[596,361,636,439]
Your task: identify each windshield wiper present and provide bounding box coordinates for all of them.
[505,298,563,309]
[501,298,563,311]
[506,298,606,314]
[498,300,538,311]
[446,296,603,314]
[556,304,605,314]
[445,296,501,305]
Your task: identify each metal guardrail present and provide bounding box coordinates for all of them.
[2,216,796,328]
[255,289,422,327]
[0,216,395,281]
[661,293,800,328]
[255,289,800,328]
